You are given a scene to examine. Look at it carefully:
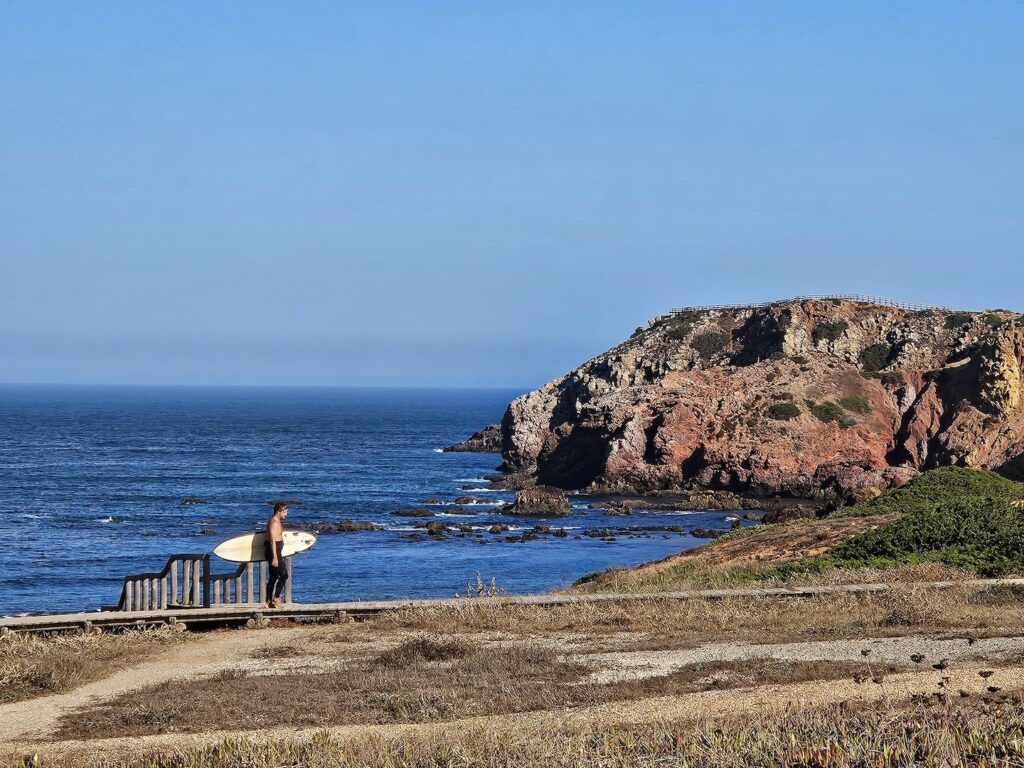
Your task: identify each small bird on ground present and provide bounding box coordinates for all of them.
[910,653,925,664]
[932,659,949,670]
[860,649,871,657]
[979,670,995,679]
[988,686,1002,693]
[872,674,885,684]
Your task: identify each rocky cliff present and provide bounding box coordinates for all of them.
[498,298,1024,501]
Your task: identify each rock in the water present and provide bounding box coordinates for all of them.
[503,486,571,516]
[391,508,435,517]
[454,495,489,505]
[415,521,447,536]
[336,519,380,532]
[690,528,728,539]
[443,424,503,453]
[493,298,1024,502]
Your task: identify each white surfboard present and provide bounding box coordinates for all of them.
[213,529,317,563]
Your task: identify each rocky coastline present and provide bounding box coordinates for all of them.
[478,298,1024,504]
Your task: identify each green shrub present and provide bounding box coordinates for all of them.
[839,466,1024,519]
[838,395,871,415]
[663,311,701,341]
[877,370,903,386]
[806,400,844,423]
[983,313,1005,329]
[766,402,801,420]
[944,312,973,330]
[665,322,694,341]
[858,343,890,373]
[691,331,729,358]
[811,321,848,344]
[789,355,809,364]
[774,468,1024,578]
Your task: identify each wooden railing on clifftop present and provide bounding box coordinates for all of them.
[667,294,953,315]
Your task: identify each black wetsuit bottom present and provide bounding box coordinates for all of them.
[265,540,288,600]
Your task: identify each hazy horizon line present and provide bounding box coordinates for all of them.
[0,380,532,392]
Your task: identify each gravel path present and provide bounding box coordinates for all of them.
[0,627,302,745]
[582,634,1024,682]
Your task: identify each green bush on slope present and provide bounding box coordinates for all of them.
[834,466,1024,518]
[779,468,1024,578]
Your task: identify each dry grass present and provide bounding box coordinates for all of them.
[0,628,186,704]
[56,631,891,741]
[571,559,973,593]
[247,644,307,660]
[349,578,1024,651]
[26,696,1024,767]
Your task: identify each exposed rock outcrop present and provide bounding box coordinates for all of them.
[497,299,1024,501]
[444,424,502,453]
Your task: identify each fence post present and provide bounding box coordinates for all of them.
[202,554,212,608]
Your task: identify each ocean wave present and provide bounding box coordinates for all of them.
[459,487,499,492]
[432,448,444,453]
[634,510,705,516]
[453,477,487,483]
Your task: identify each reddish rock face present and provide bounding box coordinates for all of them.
[499,300,1024,500]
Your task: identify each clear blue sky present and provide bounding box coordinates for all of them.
[2,2,1021,388]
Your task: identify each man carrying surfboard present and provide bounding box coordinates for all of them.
[265,502,289,608]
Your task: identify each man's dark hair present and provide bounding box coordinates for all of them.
[273,502,288,514]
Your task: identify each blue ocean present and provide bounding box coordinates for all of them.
[0,386,745,615]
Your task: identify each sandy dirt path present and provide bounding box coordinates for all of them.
[0,627,302,746]
[13,661,1022,762]
[584,634,1024,682]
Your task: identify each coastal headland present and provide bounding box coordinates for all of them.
[476,297,1024,504]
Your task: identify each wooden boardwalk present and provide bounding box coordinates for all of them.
[3,578,1022,634]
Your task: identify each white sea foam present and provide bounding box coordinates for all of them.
[454,477,487,483]
[22,513,46,520]
[634,510,704,516]
[461,487,499,493]
[432,448,444,453]
[97,516,115,523]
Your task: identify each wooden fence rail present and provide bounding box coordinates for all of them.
[667,294,954,315]
[109,554,293,611]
